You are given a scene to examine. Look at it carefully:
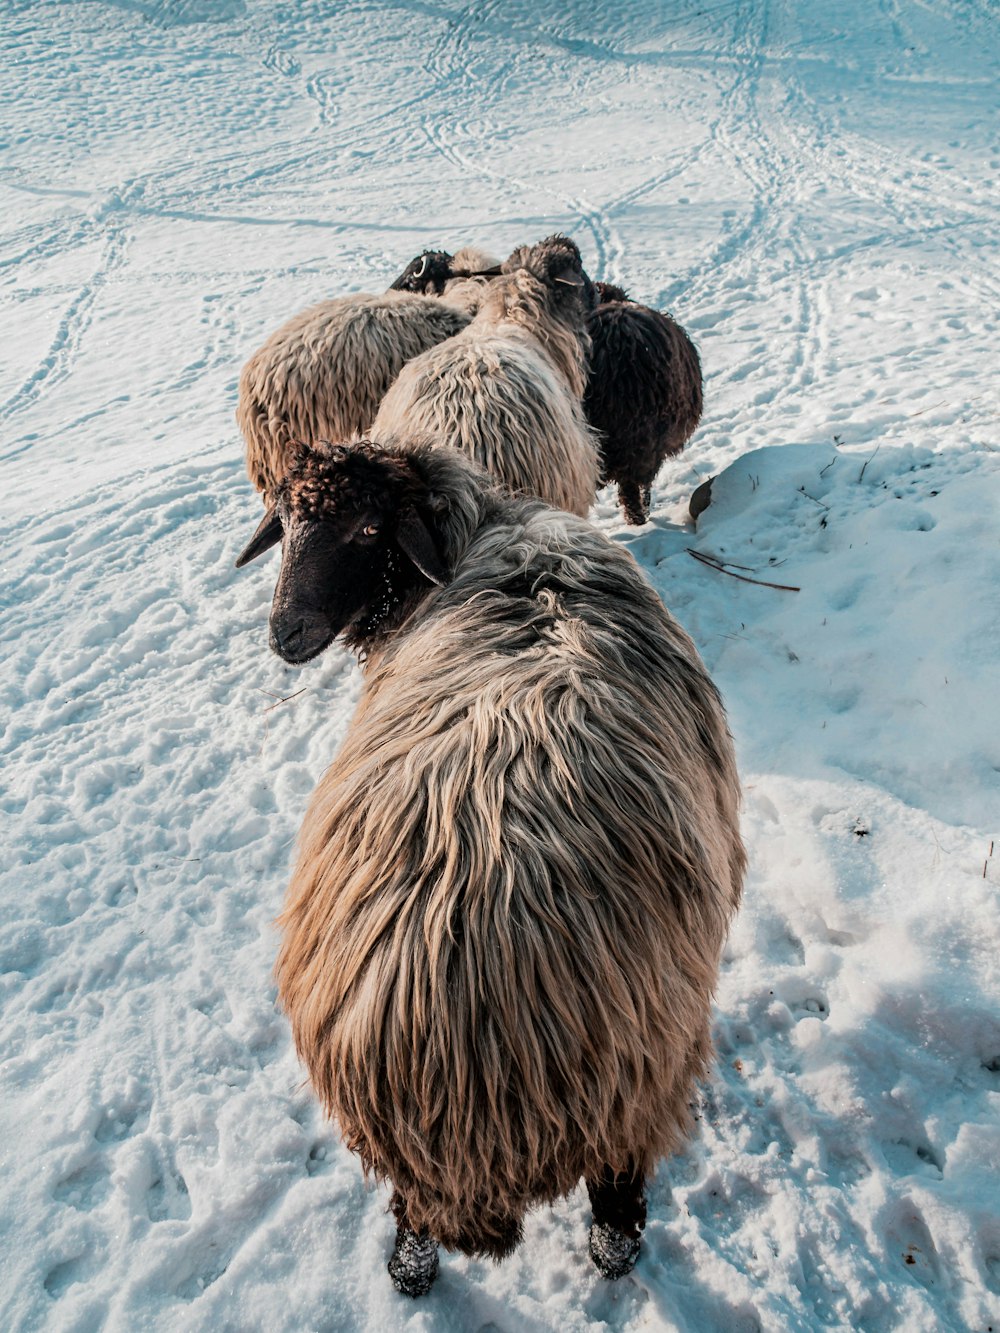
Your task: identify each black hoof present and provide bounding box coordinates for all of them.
[589,1220,640,1280]
[388,1226,439,1297]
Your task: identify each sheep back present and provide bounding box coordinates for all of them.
[236,292,469,498]
[371,334,599,517]
[276,500,744,1258]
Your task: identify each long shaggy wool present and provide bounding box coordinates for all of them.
[584,297,703,524]
[438,245,501,316]
[476,265,589,399]
[275,444,745,1258]
[372,334,598,517]
[236,291,469,499]
[371,269,598,517]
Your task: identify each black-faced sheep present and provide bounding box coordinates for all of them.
[371,235,599,517]
[234,437,745,1295]
[236,291,470,501]
[390,248,704,526]
[389,244,502,315]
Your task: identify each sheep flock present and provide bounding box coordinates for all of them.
[233,234,744,1297]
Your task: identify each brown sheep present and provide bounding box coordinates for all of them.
[235,437,745,1295]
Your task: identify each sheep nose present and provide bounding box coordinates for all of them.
[272,619,305,655]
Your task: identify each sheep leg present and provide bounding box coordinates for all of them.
[586,1164,646,1279]
[387,1190,439,1297]
[617,480,650,526]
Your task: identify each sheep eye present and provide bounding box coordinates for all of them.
[362,523,380,537]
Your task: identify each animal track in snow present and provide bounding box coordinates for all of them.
[43,1255,89,1300]
[53,1159,111,1212]
[883,1197,941,1288]
[262,45,300,78]
[147,1164,192,1223]
[94,1096,149,1145]
[306,1142,329,1176]
[686,1169,769,1241]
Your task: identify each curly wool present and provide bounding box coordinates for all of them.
[275,443,745,1258]
[237,291,469,500]
[276,441,422,523]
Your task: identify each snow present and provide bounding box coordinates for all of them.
[1,1,998,1330]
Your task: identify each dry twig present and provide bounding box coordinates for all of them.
[858,445,881,483]
[688,549,800,592]
[262,688,306,714]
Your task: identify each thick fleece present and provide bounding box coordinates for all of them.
[237,291,470,499]
[274,444,745,1258]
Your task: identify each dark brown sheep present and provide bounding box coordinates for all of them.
[584,283,703,525]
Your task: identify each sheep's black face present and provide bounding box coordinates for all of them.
[234,444,450,663]
[389,250,454,295]
[269,510,393,663]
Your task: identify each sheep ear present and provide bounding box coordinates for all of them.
[396,507,449,586]
[235,507,282,568]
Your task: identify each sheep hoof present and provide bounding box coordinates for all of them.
[589,1221,640,1280]
[388,1226,439,1297]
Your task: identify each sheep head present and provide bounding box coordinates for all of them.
[389,247,503,297]
[235,442,449,663]
[500,233,596,323]
[388,250,455,295]
[593,280,629,306]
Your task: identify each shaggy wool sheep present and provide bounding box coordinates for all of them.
[584,281,703,525]
[236,291,470,501]
[235,437,745,1295]
[391,246,704,525]
[372,236,599,516]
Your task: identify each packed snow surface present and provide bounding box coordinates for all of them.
[1,1,998,1330]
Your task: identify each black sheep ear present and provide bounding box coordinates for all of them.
[235,507,282,568]
[396,507,449,586]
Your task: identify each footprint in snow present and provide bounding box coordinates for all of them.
[883,1196,941,1288]
[44,1254,90,1300]
[53,1159,111,1211]
[147,1163,192,1223]
[94,1095,150,1144]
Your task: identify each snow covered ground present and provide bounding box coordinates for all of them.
[1,1,998,1329]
